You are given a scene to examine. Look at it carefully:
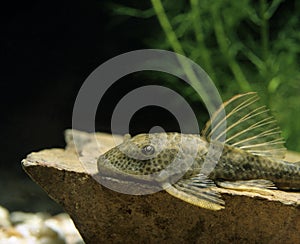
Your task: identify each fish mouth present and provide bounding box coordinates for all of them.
[94,158,162,194]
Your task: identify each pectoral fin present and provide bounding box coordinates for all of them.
[163,174,225,211]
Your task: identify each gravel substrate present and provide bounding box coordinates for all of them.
[0,205,84,244]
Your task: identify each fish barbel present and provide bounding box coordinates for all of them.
[97,92,300,210]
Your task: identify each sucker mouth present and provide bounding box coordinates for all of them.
[96,158,161,186]
[96,156,190,193]
[94,161,162,194]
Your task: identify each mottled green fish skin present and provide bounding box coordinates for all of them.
[98,133,300,191]
[211,141,300,190]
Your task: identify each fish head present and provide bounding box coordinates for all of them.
[98,133,178,176]
[97,133,206,183]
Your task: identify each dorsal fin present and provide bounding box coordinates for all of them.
[201,92,286,159]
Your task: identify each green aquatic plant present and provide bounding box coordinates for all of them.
[108,0,300,152]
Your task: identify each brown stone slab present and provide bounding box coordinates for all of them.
[22,131,300,243]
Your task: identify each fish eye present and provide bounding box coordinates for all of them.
[141,145,155,155]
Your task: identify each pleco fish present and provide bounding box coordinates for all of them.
[97,92,300,210]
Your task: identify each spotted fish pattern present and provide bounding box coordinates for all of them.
[97,93,300,210]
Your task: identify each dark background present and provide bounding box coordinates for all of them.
[2,0,298,213]
[0,0,187,212]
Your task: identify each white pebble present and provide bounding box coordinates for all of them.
[0,206,11,228]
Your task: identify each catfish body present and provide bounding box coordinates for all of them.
[210,143,300,190]
[97,92,300,210]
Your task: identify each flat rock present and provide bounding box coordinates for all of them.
[22,130,300,243]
